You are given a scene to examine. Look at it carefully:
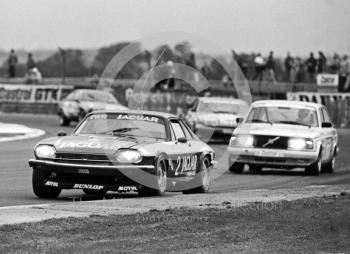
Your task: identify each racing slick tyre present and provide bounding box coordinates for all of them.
[183,156,211,194]
[83,189,107,196]
[322,152,336,174]
[58,113,70,126]
[138,156,167,197]
[229,162,245,174]
[305,152,322,176]
[249,164,262,173]
[32,169,61,199]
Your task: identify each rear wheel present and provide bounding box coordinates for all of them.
[32,169,61,199]
[138,157,167,197]
[183,157,211,194]
[229,162,245,174]
[305,152,322,176]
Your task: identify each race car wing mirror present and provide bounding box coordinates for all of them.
[236,117,244,124]
[57,131,67,137]
[321,122,333,128]
[177,137,187,143]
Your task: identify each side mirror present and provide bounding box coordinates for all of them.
[321,122,333,128]
[57,131,67,137]
[236,117,244,124]
[177,137,187,143]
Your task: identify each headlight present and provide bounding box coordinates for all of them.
[35,145,56,159]
[288,138,313,150]
[115,150,142,163]
[230,135,254,147]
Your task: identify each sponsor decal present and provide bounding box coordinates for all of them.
[45,180,58,187]
[118,186,138,191]
[316,73,339,87]
[73,184,104,190]
[89,114,107,120]
[55,139,118,150]
[116,114,160,123]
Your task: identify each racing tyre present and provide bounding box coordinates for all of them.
[183,156,211,194]
[83,189,107,196]
[138,156,167,197]
[32,169,61,199]
[59,113,70,126]
[305,152,322,176]
[249,164,262,173]
[229,162,245,174]
[322,153,336,174]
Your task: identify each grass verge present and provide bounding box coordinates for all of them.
[1,193,350,254]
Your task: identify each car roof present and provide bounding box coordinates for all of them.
[91,109,178,119]
[198,96,247,104]
[252,100,323,109]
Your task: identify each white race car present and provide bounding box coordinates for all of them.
[185,97,249,142]
[228,100,338,175]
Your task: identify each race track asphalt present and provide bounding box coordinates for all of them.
[1,113,350,207]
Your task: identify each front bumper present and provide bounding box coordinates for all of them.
[228,147,318,167]
[29,159,155,191]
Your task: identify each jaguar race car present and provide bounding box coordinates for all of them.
[185,97,249,142]
[57,89,127,126]
[228,100,338,176]
[29,110,215,198]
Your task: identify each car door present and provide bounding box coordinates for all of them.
[167,118,198,177]
[319,107,337,162]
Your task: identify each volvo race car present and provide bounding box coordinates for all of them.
[29,110,215,198]
[228,100,338,176]
[185,97,249,142]
[57,89,127,126]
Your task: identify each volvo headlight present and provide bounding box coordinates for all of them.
[35,145,56,159]
[230,135,254,147]
[288,138,313,150]
[116,150,142,163]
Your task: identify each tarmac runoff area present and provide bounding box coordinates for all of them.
[0,185,349,226]
[0,122,45,142]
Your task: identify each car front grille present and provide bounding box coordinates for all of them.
[55,152,112,165]
[254,135,289,149]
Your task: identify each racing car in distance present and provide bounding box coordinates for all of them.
[57,89,127,126]
[185,97,249,142]
[228,100,338,176]
[29,110,215,198]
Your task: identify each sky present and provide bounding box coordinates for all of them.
[0,0,350,56]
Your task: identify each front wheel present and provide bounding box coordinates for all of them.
[229,162,245,174]
[138,157,167,197]
[183,157,211,194]
[322,153,336,173]
[58,113,70,126]
[249,164,262,173]
[305,153,322,176]
[32,169,61,199]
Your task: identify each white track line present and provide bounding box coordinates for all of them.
[0,122,45,142]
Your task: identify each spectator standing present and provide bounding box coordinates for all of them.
[26,53,36,71]
[305,52,317,83]
[201,62,212,80]
[338,55,350,92]
[253,53,265,81]
[7,49,18,78]
[284,52,294,82]
[266,51,276,83]
[329,53,341,74]
[317,51,327,73]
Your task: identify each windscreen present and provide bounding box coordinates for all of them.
[245,106,318,127]
[76,113,167,139]
[81,91,117,103]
